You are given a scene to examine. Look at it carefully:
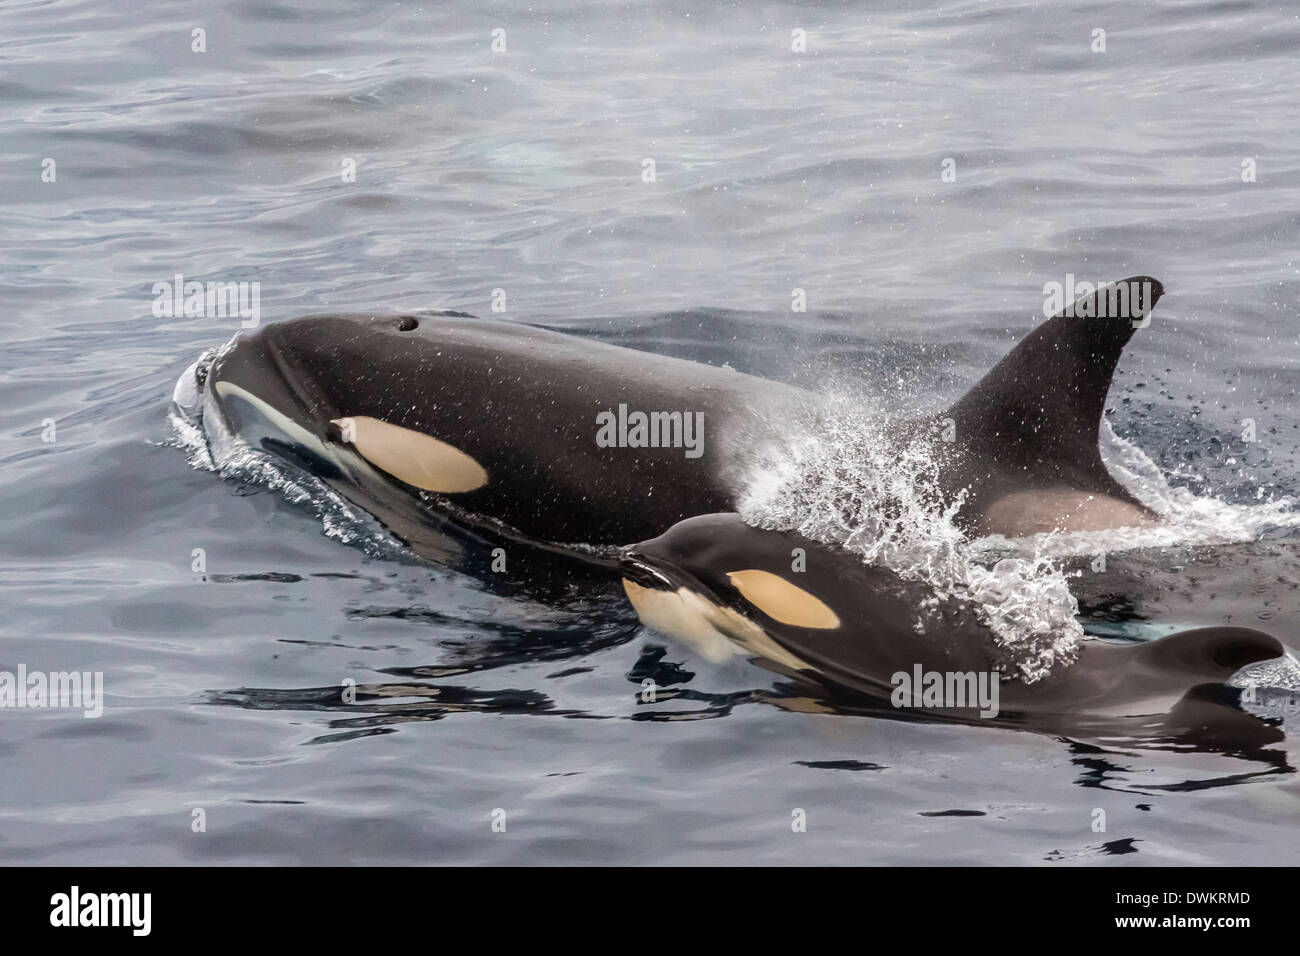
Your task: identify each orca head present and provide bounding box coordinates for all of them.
[621,513,1000,694]
[180,312,492,495]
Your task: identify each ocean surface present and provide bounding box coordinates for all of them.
[2,0,1299,865]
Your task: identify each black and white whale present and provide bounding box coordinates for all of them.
[619,512,1287,746]
[173,275,1291,742]
[177,276,1163,551]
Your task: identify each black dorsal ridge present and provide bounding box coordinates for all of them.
[944,275,1164,497]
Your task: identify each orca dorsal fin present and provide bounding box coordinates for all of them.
[944,276,1163,507]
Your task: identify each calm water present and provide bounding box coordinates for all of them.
[2,0,1299,865]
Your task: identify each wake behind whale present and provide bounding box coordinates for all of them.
[169,277,1300,746]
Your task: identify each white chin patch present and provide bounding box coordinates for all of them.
[214,380,329,458]
[621,578,813,672]
[724,569,841,629]
[622,579,747,663]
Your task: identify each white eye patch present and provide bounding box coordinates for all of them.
[725,570,841,629]
[331,415,488,493]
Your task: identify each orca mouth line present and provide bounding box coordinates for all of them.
[619,552,680,592]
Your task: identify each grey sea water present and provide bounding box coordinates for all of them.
[2,0,1299,865]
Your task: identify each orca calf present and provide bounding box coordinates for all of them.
[620,512,1286,746]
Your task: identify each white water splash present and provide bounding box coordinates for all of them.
[737,401,1082,682]
[1232,649,1300,727]
[738,405,1300,684]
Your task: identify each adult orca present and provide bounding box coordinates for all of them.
[620,513,1288,747]
[177,276,1164,554]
